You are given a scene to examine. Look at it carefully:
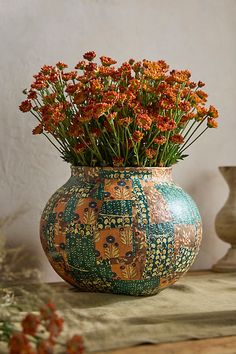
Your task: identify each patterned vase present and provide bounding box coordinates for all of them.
[40,166,202,296]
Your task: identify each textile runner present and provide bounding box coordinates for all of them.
[1,272,236,353]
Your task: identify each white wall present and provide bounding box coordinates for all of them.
[0,0,235,281]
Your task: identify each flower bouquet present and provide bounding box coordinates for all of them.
[19,52,218,296]
[19,51,218,167]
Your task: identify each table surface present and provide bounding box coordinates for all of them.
[95,270,236,354]
[98,336,236,354]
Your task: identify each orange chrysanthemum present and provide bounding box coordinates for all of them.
[153,136,166,145]
[136,114,152,131]
[170,134,184,144]
[19,100,32,112]
[208,105,219,118]
[66,335,85,354]
[133,130,144,143]
[100,56,117,66]
[207,118,218,128]
[83,51,96,61]
[145,148,156,159]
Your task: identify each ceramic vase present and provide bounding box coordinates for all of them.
[213,166,236,272]
[40,166,202,296]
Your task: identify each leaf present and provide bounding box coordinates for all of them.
[120,228,133,245]
[83,209,96,225]
[94,229,101,243]
[121,265,137,279]
[104,245,119,258]
[115,187,131,200]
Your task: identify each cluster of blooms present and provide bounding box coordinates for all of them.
[19,51,219,167]
[6,303,84,354]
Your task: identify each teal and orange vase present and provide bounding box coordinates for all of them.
[40,166,202,296]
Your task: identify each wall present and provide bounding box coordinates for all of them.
[0,0,235,281]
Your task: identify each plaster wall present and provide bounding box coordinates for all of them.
[0,0,235,281]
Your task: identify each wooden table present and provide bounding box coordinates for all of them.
[101,336,236,354]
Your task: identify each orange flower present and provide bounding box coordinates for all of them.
[169,69,191,83]
[74,142,87,153]
[178,101,191,112]
[132,61,142,72]
[69,123,84,137]
[157,117,177,132]
[91,127,101,137]
[74,92,86,105]
[83,51,96,61]
[62,71,77,81]
[153,136,166,145]
[117,117,133,127]
[32,124,43,135]
[197,105,208,118]
[207,118,218,128]
[56,62,68,70]
[37,340,54,354]
[196,89,208,102]
[90,79,103,92]
[19,100,32,112]
[113,157,124,166]
[21,314,40,336]
[27,90,37,100]
[170,134,184,144]
[158,98,175,110]
[65,84,81,95]
[66,335,85,354]
[46,313,64,339]
[43,93,57,104]
[136,114,152,131]
[145,148,156,159]
[84,62,97,72]
[198,81,205,87]
[41,65,54,75]
[98,66,116,77]
[100,56,117,66]
[107,112,117,121]
[208,105,219,118]
[133,130,144,142]
[40,302,57,321]
[75,60,87,70]
[8,332,34,354]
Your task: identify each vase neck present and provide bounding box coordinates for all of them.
[71,166,173,183]
[219,166,236,189]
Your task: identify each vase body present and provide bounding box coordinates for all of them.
[40,166,202,296]
[213,166,236,272]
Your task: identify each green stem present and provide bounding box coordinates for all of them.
[179,127,208,153]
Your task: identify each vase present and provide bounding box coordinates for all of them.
[40,166,202,296]
[212,166,236,272]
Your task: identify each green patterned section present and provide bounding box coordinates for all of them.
[155,183,201,224]
[144,223,175,279]
[132,178,149,228]
[100,200,133,216]
[112,277,160,296]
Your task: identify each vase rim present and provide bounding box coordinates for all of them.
[70,165,172,171]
